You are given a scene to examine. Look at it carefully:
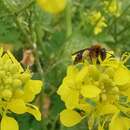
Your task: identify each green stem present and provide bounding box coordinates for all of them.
[113,18,118,44]
[65,0,72,38]
[15,13,45,128]
[32,43,45,126]
[14,16,32,45]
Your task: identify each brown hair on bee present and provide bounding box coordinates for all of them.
[72,44,107,64]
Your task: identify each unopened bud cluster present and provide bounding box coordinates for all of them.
[0,49,42,130]
[0,59,30,101]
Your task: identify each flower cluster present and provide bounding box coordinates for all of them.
[57,51,130,130]
[104,0,121,17]
[89,0,121,34]
[89,11,107,35]
[0,48,43,130]
[36,0,67,14]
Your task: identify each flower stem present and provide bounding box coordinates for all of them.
[65,0,72,38]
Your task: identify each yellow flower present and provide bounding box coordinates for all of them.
[81,84,101,98]
[0,48,43,130]
[60,109,82,127]
[57,49,130,129]
[1,116,19,130]
[89,11,107,34]
[36,0,67,14]
[104,0,121,17]
[109,112,130,130]
[57,65,80,109]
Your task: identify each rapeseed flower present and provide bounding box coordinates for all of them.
[57,50,130,130]
[36,0,67,14]
[104,0,121,17]
[89,11,107,35]
[0,48,43,130]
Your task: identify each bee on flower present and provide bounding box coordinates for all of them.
[57,45,130,130]
[0,48,43,130]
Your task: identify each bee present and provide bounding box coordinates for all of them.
[72,44,107,64]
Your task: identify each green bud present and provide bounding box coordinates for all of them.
[20,73,31,82]
[101,94,107,101]
[105,67,115,79]
[9,64,18,73]
[5,78,13,85]
[2,89,12,100]
[112,87,119,93]
[115,95,119,100]
[13,74,20,79]
[100,74,113,88]
[13,79,22,88]
[0,71,6,78]
[89,65,100,81]
[3,63,9,71]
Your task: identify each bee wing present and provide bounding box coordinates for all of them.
[72,48,89,55]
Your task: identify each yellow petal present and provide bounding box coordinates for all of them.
[37,0,67,14]
[57,84,67,98]
[67,65,78,77]
[77,103,93,113]
[26,104,41,121]
[99,104,118,115]
[81,85,101,98]
[65,90,79,109]
[109,113,123,130]
[1,115,19,130]
[98,124,104,130]
[122,117,130,129]
[109,113,130,130]
[24,80,43,95]
[60,109,82,127]
[7,50,24,72]
[124,87,130,101]
[114,67,130,85]
[2,53,11,62]
[8,99,27,114]
[22,91,35,102]
[76,66,88,83]
[57,85,79,109]
[88,114,95,130]
[0,48,3,57]
[22,80,43,102]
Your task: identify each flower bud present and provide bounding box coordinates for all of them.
[2,89,12,100]
[115,95,119,100]
[13,79,22,88]
[100,74,113,88]
[105,67,115,79]
[0,71,6,78]
[112,87,119,93]
[9,64,18,73]
[20,73,31,82]
[88,65,100,81]
[101,94,107,101]
[5,78,13,85]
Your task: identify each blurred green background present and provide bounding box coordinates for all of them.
[0,0,130,130]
